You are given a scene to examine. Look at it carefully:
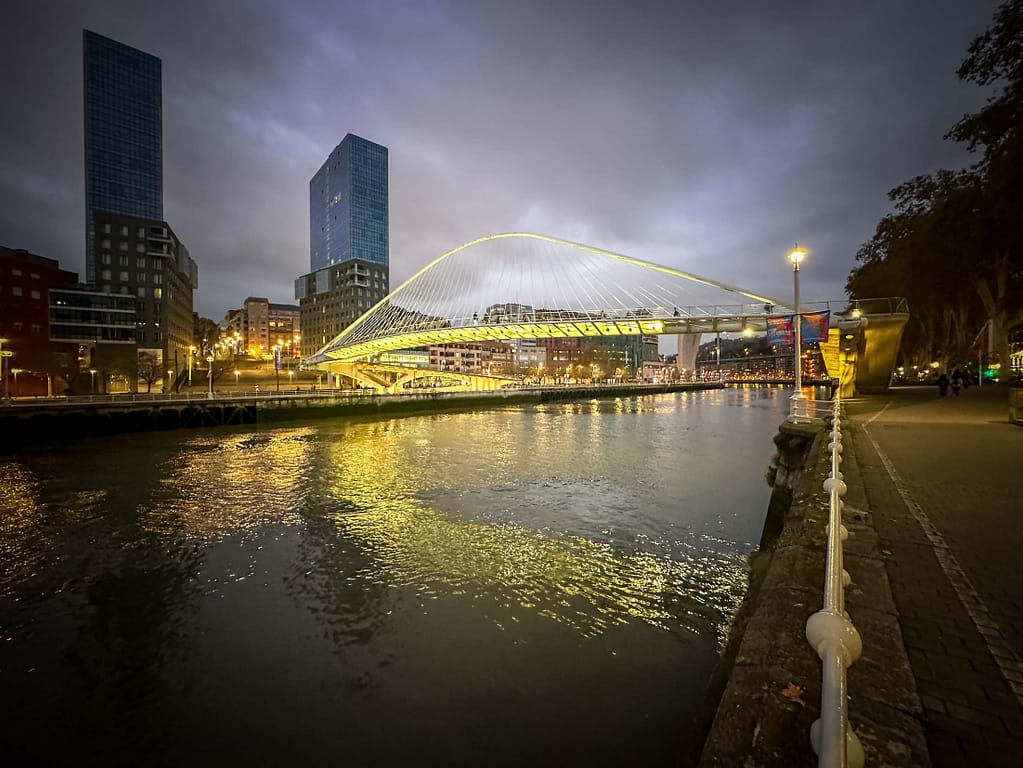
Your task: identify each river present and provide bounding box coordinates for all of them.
[1,386,795,766]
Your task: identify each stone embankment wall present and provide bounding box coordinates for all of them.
[699,418,928,766]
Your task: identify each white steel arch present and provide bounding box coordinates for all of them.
[306,233,792,365]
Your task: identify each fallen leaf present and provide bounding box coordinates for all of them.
[780,681,807,708]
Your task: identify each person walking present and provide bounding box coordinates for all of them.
[937,371,950,397]
[951,368,963,397]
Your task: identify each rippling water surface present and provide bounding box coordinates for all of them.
[0,387,791,766]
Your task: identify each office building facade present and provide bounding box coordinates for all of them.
[299,134,389,358]
[90,213,197,378]
[83,30,163,284]
[295,261,388,358]
[309,134,388,271]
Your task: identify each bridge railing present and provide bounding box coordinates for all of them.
[805,393,864,768]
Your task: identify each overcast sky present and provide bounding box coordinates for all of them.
[0,0,1002,321]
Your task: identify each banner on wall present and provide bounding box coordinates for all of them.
[765,311,831,346]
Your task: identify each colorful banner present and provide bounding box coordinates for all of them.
[800,311,830,344]
[766,315,793,346]
[766,311,831,346]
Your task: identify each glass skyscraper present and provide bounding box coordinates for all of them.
[309,134,388,271]
[83,30,162,283]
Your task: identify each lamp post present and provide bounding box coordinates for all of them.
[90,368,98,394]
[234,369,241,387]
[188,345,195,385]
[788,245,808,420]
[0,337,10,403]
[207,355,215,399]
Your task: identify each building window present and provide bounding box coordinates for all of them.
[137,227,145,238]
[103,223,111,234]
[12,268,23,276]
[30,273,40,280]
[101,253,112,265]
[119,242,128,252]
[101,269,111,280]
[101,239,111,249]
[137,287,146,298]
[30,290,40,300]
[153,274,162,285]
[120,225,128,236]
[137,256,146,268]
[119,271,129,282]
[136,243,145,253]
[153,288,162,299]
[12,286,22,296]
[152,260,162,271]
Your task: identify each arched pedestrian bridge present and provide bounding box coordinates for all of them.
[304,233,798,379]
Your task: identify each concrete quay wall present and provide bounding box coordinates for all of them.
[0,382,722,441]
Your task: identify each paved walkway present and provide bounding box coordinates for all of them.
[845,384,1023,767]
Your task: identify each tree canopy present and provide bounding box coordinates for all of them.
[849,0,1023,370]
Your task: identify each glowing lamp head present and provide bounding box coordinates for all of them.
[788,246,807,266]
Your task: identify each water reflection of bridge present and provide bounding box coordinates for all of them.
[303,233,899,394]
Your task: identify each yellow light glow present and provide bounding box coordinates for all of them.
[788,245,807,265]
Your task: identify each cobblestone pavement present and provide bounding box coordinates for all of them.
[844,384,1023,767]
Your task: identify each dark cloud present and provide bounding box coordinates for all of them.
[0,0,1000,321]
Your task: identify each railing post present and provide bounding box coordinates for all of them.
[805,393,864,768]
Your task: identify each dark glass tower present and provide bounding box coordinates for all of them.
[309,134,388,271]
[83,30,162,283]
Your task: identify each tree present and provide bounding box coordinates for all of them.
[193,313,220,352]
[137,351,161,393]
[850,0,1023,369]
[947,0,1023,369]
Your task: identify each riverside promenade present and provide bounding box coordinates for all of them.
[845,384,1023,766]
[700,382,1022,767]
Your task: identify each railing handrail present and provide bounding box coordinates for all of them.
[805,393,865,767]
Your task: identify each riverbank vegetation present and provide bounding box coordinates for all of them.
[848,0,1022,372]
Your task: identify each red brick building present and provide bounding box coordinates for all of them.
[0,246,78,396]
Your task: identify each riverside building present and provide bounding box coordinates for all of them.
[298,134,389,359]
[83,30,163,284]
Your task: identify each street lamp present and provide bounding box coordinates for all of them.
[234,369,241,386]
[90,368,98,394]
[0,337,10,402]
[788,244,808,420]
[207,355,215,399]
[188,345,195,385]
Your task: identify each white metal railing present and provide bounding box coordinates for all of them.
[805,393,864,767]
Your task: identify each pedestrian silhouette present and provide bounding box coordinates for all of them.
[937,372,950,397]
[951,368,963,396]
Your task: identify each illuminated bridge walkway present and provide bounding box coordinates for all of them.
[303,233,838,391]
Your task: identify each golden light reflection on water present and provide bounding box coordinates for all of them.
[0,461,109,593]
[140,427,319,541]
[320,417,750,644]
